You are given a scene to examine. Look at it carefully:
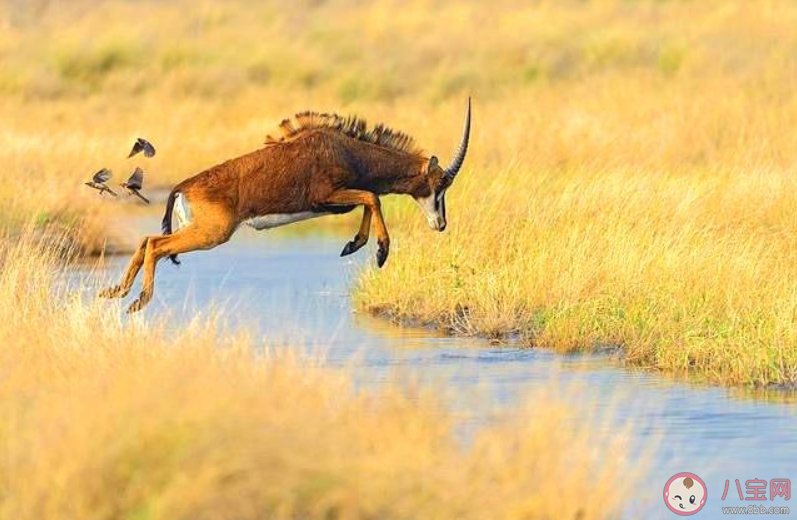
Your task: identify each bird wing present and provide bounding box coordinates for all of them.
[128,137,156,158]
[141,138,156,158]
[127,140,141,158]
[126,167,144,189]
[92,168,112,183]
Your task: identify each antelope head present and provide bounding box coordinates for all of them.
[414,97,471,232]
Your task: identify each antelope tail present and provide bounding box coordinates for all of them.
[161,189,181,265]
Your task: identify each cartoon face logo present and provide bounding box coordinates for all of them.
[664,473,707,516]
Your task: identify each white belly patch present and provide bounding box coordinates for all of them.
[244,211,327,230]
[173,192,192,231]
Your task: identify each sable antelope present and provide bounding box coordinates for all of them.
[120,167,151,204]
[100,99,471,313]
[85,168,118,197]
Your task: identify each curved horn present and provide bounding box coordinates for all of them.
[444,97,471,180]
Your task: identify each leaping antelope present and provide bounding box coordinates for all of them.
[100,99,471,313]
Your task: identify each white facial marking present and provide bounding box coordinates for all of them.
[414,194,438,229]
[414,190,447,230]
[173,192,193,231]
[244,212,326,230]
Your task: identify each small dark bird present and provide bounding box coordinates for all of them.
[85,168,118,197]
[128,137,156,158]
[120,167,150,204]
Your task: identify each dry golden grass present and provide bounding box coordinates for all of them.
[340,1,797,388]
[0,231,630,520]
[4,0,797,386]
[356,82,797,387]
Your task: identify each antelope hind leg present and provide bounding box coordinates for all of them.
[126,226,232,314]
[126,197,238,313]
[99,237,149,298]
[126,233,184,314]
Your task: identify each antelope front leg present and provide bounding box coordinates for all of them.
[341,206,372,257]
[324,189,390,267]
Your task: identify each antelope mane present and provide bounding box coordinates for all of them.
[265,111,423,156]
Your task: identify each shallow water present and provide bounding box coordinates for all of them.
[81,218,797,519]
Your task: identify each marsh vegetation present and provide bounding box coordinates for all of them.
[2,0,797,516]
[5,2,797,387]
[6,2,797,387]
[0,230,630,520]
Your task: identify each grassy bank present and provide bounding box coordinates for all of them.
[0,231,631,520]
[348,2,797,388]
[355,85,797,386]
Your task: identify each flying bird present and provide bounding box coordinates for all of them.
[120,167,150,204]
[128,137,156,158]
[84,168,118,197]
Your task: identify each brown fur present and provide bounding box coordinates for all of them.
[101,112,445,313]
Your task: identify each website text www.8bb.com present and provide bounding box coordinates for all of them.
[721,505,790,515]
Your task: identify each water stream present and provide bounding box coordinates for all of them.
[79,217,797,518]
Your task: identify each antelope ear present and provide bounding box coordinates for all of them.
[427,156,439,173]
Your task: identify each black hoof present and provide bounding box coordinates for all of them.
[340,240,359,257]
[376,242,389,268]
